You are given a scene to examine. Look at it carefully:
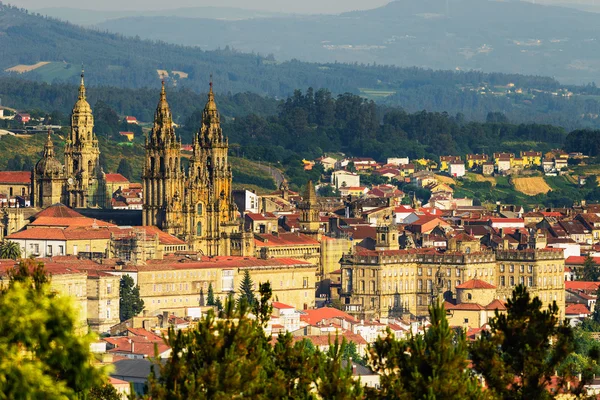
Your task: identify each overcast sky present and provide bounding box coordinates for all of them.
[11,0,391,14]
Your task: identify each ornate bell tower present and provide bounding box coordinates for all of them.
[142,82,185,234]
[64,69,102,208]
[298,180,321,239]
[32,131,66,208]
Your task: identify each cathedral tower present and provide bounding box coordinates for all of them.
[64,69,102,207]
[298,180,321,239]
[184,81,238,255]
[142,82,185,233]
[32,131,65,208]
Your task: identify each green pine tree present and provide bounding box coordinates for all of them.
[119,275,144,322]
[471,285,578,399]
[238,270,256,307]
[207,283,215,306]
[315,337,364,400]
[368,299,486,399]
[581,255,599,281]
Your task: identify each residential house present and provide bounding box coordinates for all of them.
[466,154,489,169]
[350,157,378,171]
[439,156,461,172]
[387,157,409,166]
[315,156,337,171]
[482,162,494,176]
[520,151,542,166]
[0,171,31,200]
[331,171,360,189]
[125,116,138,124]
[15,113,31,124]
[449,162,465,178]
[244,212,279,234]
[339,186,368,198]
[411,171,437,188]
[496,157,512,173]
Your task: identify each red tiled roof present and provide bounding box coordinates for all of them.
[105,173,129,183]
[300,308,356,325]
[565,281,600,291]
[444,302,485,311]
[565,304,591,315]
[255,232,319,247]
[30,216,116,228]
[246,212,277,221]
[565,256,600,266]
[0,171,31,184]
[485,299,507,311]
[33,204,84,219]
[292,332,367,347]
[456,279,496,290]
[272,302,295,310]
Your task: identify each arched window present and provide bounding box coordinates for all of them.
[197,203,203,215]
[196,222,202,235]
[467,293,472,300]
[381,233,386,242]
[88,160,93,175]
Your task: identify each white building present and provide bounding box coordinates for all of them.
[232,189,260,214]
[497,159,511,173]
[387,157,410,166]
[331,171,360,189]
[449,162,465,178]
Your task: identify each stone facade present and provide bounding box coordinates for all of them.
[142,82,252,256]
[32,71,107,209]
[340,238,565,320]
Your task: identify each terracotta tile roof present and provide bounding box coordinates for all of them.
[485,299,507,311]
[565,281,600,291]
[444,302,486,311]
[105,173,129,183]
[293,332,367,347]
[272,302,295,310]
[565,304,591,315]
[255,232,319,247]
[246,212,278,221]
[456,279,496,290]
[133,226,186,246]
[300,308,356,325]
[34,204,84,219]
[565,256,600,266]
[127,328,163,342]
[30,216,116,228]
[141,256,314,271]
[0,171,31,184]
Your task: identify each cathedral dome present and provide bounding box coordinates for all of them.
[35,133,63,176]
[35,155,63,176]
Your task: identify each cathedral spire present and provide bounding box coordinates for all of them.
[43,129,55,158]
[303,179,317,206]
[205,75,218,113]
[78,66,86,100]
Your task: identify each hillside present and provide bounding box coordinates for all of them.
[5,3,600,131]
[95,0,600,85]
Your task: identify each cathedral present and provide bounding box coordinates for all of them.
[142,81,253,256]
[32,70,106,209]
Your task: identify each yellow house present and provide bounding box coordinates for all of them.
[439,156,461,172]
[415,158,437,170]
[510,157,526,168]
[466,154,489,169]
[520,151,542,166]
[399,163,415,177]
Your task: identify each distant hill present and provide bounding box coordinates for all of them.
[34,6,289,26]
[95,0,600,85]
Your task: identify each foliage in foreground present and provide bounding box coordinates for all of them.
[0,260,107,399]
[145,283,362,399]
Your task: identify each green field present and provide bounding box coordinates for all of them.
[28,62,80,83]
[358,88,397,99]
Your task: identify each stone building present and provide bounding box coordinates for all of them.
[32,71,107,209]
[142,82,253,256]
[339,235,565,321]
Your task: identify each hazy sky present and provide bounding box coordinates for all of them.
[11,0,391,14]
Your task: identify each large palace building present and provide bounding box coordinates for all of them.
[32,71,106,209]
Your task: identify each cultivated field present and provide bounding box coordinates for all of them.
[471,174,497,186]
[5,61,50,73]
[513,177,552,195]
[434,174,456,185]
